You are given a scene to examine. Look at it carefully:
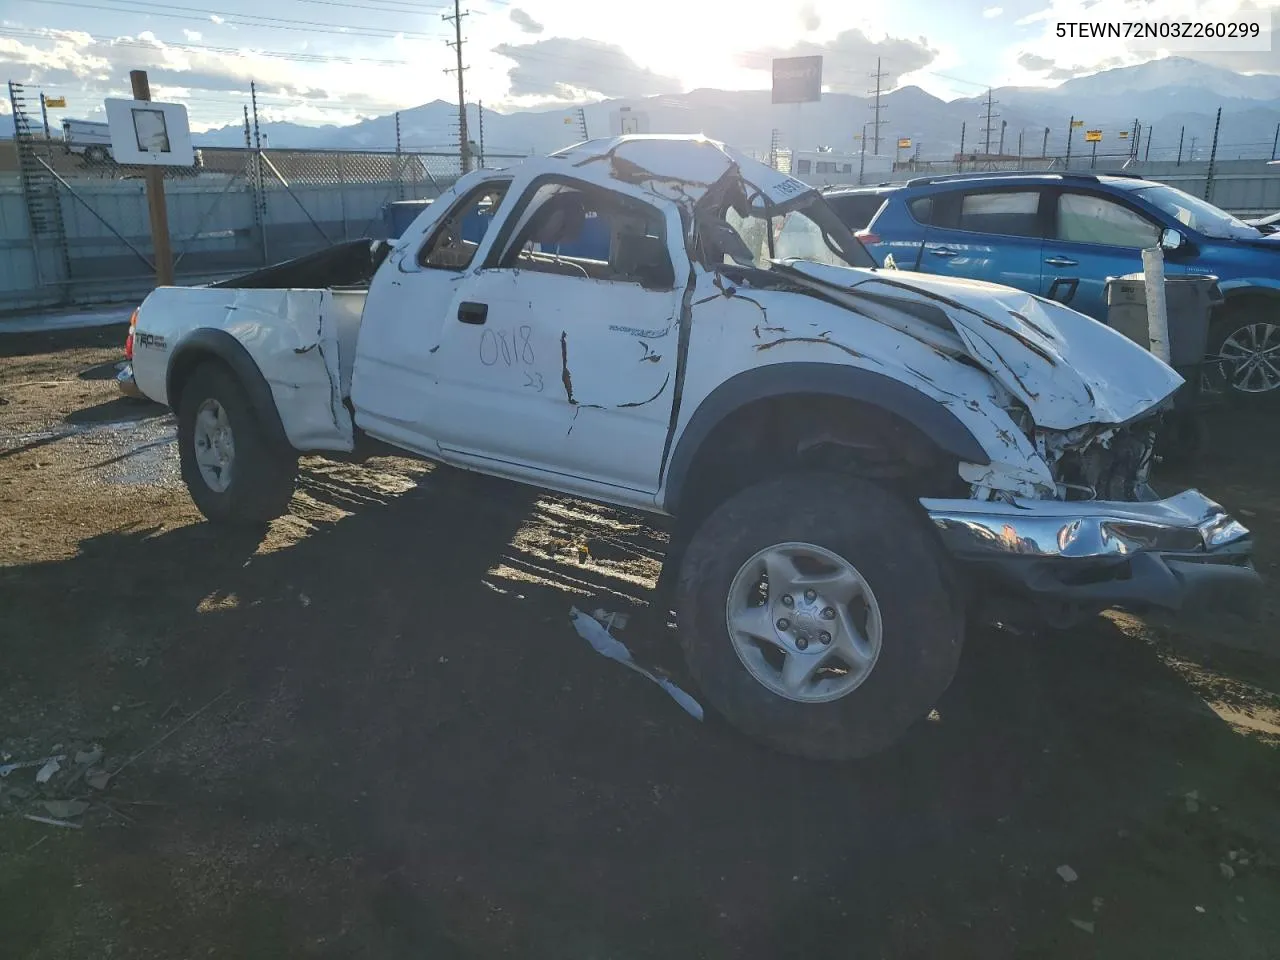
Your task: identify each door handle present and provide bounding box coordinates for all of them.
[458,301,488,324]
[929,247,957,258]
[1044,256,1079,267]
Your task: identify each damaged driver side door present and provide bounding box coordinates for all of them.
[421,175,688,504]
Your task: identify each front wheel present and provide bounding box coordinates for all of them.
[1202,311,1280,402]
[177,363,297,526]
[676,473,964,760]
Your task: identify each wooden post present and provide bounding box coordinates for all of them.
[129,70,173,286]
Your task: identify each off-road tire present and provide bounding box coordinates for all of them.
[177,363,297,526]
[676,472,963,760]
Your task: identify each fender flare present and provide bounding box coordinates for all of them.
[166,328,291,452]
[1216,279,1280,306]
[661,362,991,514]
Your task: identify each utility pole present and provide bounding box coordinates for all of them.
[39,92,51,144]
[129,70,173,287]
[1042,126,1050,158]
[478,100,486,168]
[1144,126,1152,162]
[242,105,251,148]
[443,0,470,175]
[1065,114,1075,167]
[1176,126,1185,165]
[1271,122,1279,161]
[1205,106,1222,201]
[959,121,966,155]
[998,119,1007,156]
[981,88,999,155]
[1131,119,1141,159]
[868,57,888,154]
[857,121,868,184]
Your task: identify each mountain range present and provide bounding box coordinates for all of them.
[64,57,1280,162]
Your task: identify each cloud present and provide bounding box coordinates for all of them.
[508,8,544,34]
[492,37,682,99]
[1017,52,1055,71]
[183,29,202,42]
[983,6,1004,16]
[799,3,821,30]
[736,28,938,93]
[0,28,335,102]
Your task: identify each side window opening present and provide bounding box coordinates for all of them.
[498,181,675,290]
[418,182,510,271]
[955,190,1041,238]
[1056,192,1160,248]
[907,196,933,225]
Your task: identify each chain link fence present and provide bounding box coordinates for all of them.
[2,145,529,310]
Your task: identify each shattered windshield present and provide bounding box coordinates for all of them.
[1130,183,1258,241]
[725,196,876,270]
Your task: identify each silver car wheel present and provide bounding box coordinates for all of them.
[1209,320,1280,395]
[724,541,883,704]
[192,398,235,493]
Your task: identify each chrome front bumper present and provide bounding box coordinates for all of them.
[921,489,1261,616]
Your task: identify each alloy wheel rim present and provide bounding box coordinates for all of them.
[724,541,883,704]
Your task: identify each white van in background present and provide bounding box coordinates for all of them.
[61,119,115,163]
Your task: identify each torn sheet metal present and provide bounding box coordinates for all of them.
[677,269,1060,499]
[773,262,1184,430]
[552,135,816,212]
[133,286,359,453]
[569,607,703,721]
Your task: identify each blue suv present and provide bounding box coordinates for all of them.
[825,172,1280,399]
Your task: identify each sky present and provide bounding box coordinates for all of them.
[1,0,1277,134]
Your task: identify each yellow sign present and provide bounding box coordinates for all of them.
[43,96,66,108]
[1084,130,1102,142]
[1118,130,1130,139]
[897,137,912,149]
[1071,119,1084,128]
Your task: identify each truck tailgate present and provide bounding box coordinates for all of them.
[134,286,363,453]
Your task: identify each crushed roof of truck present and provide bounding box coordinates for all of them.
[549,134,819,210]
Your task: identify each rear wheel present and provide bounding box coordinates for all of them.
[676,473,963,760]
[177,363,297,526]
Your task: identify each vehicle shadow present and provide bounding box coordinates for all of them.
[2,453,1278,958]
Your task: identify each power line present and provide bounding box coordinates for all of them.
[17,0,446,40]
[0,26,422,65]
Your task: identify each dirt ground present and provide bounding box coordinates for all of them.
[2,325,1278,960]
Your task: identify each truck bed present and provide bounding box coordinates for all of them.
[132,241,390,454]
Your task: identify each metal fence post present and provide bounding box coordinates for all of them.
[337,152,350,241]
[1204,107,1222,202]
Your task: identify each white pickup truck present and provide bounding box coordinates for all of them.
[121,135,1259,759]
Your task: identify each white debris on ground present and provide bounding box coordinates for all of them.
[569,607,703,721]
[0,742,108,829]
[1056,864,1079,883]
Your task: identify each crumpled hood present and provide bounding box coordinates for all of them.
[773,261,1185,431]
